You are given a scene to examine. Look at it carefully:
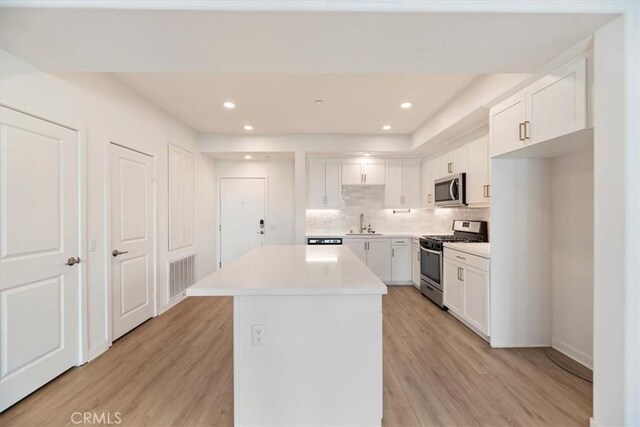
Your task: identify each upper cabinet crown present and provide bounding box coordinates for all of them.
[490,55,588,158]
[307,159,342,209]
[384,160,421,207]
[341,159,385,185]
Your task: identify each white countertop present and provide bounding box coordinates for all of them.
[443,242,491,258]
[188,245,388,297]
[307,232,437,240]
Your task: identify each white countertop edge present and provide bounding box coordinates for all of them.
[187,286,388,297]
[443,242,491,258]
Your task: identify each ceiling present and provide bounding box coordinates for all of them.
[115,73,478,134]
[0,7,614,135]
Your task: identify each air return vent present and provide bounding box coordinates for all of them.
[169,254,195,298]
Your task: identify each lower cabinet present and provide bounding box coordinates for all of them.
[411,239,420,288]
[344,238,391,282]
[443,248,490,338]
[391,239,411,284]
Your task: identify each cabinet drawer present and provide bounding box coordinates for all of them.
[392,238,410,246]
[444,248,489,271]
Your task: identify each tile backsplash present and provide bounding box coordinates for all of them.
[306,185,490,235]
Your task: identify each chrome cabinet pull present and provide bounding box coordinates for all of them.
[456,255,466,260]
[524,120,531,140]
[519,122,525,141]
[66,257,81,266]
[392,248,395,257]
[112,250,129,257]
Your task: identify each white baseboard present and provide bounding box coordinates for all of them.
[589,417,599,427]
[158,292,187,315]
[552,338,593,370]
[88,342,110,361]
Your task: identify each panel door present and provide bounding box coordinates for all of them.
[384,160,403,207]
[526,56,587,145]
[307,159,326,208]
[341,160,362,185]
[462,265,489,335]
[452,143,469,175]
[391,244,411,284]
[489,90,527,157]
[366,239,391,282]
[324,160,342,208]
[363,160,385,185]
[411,243,420,287]
[168,145,194,250]
[0,107,80,411]
[443,258,463,315]
[344,239,366,264]
[402,160,421,207]
[466,131,490,205]
[111,144,155,340]
[220,178,266,266]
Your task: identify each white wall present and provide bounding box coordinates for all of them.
[551,148,594,368]
[0,50,217,359]
[215,159,295,246]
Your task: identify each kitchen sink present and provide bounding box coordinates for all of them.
[346,233,383,235]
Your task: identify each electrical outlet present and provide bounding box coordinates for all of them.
[252,324,265,346]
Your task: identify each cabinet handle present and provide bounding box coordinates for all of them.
[519,122,525,141]
[361,173,364,183]
[524,120,531,140]
[392,248,395,257]
[486,185,490,198]
[364,173,367,183]
[448,162,452,174]
[456,255,466,260]
[417,251,420,261]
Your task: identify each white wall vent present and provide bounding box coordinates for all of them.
[169,254,196,299]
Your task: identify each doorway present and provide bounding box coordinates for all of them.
[109,143,155,340]
[219,178,266,267]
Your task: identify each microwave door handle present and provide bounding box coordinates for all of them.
[449,180,456,200]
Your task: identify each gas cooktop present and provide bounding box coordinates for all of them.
[421,234,482,243]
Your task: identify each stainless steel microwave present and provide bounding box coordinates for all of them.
[434,173,466,207]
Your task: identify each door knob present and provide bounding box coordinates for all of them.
[66,257,81,266]
[112,250,129,257]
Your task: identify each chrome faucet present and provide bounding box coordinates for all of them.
[359,213,365,233]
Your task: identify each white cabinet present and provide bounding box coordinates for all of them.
[168,143,194,250]
[466,130,491,206]
[344,238,391,282]
[490,55,588,158]
[307,159,342,208]
[441,143,468,176]
[411,239,420,288]
[391,239,411,284]
[341,159,386,185]
[384,160,421,207]
[422,157,436,208]
[443,248,490,338]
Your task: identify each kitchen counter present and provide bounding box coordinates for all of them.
[188,245,387,296]
[443,242,491,258]
[307,232,439,240]
[187,244,384,426]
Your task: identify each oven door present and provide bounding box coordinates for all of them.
[420,247,443,291]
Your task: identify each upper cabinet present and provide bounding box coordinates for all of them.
[307,159,342,209]
[341,159,385,185]
[490,55,588,158]
[466,129,491,206]
[168,144,194,251]
[440,143,468,177]
[384,160,421,207]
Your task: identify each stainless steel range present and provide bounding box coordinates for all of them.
[420,220,488,308]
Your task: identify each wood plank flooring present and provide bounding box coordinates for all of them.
[0,286,592,426]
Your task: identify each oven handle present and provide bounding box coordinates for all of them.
[420,247,441,255]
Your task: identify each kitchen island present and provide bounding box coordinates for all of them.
[187,245,387,427]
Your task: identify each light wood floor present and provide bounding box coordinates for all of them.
[0,286,592,426]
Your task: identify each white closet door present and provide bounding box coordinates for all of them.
[0,107,80,411]
[168,144,194,250]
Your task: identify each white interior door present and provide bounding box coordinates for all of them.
[0,107,80,411]
[220,178,266,267]
[110,144,155,340]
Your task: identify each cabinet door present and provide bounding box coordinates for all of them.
[466,131,490,206]
[344,239,366,264]
[391,244,411,284]
[443,258,463,315]
[462,265,489,335]
[411,243,420,287]
[307,160,326,208]
[384,160,404,207]
[440,151,454,176]
[324,160,342,207]
[342,160,363,185]
[489,90,527,157]
[452,144,469,174]
[432,154,444,180]
[363,160,385,185]
[526,56,587,145]
[422,159,434,208]
[402,160,421,207]
[366,239,391,282]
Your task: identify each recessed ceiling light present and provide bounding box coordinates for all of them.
[243,125,253,131]
[382,125,392,131]
[223,101,236,109]
[314,99,324,103]
[244,155,252,159]
[400,102,413,109]
[363,153,371,157]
